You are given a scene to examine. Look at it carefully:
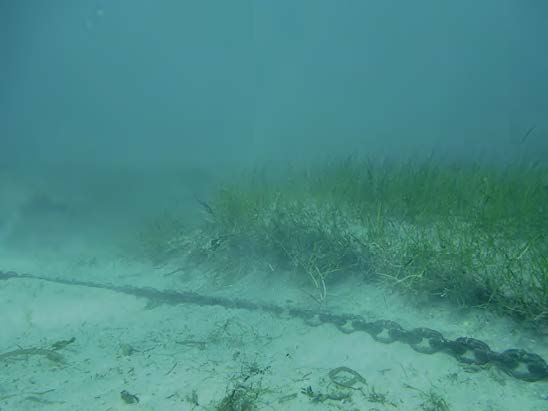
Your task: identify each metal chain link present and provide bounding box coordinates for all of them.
[292,310,547,382]
[1,270,546,382]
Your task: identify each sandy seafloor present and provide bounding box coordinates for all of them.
[1,173,547,411]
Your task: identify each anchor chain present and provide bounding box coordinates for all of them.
[1,270,546,382]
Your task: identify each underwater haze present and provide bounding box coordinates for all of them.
[2,0,548,173]
[1,1,548,410]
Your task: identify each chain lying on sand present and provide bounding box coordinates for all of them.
[1,270,546,382]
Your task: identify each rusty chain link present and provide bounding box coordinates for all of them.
[301,312,547,382]
[1,270,547,382]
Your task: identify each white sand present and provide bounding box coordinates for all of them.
[1,243,547,411]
